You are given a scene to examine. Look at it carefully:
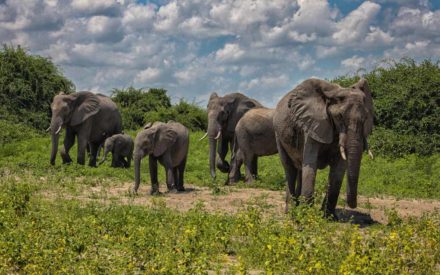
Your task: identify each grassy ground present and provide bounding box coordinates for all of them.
[0,121,439,273]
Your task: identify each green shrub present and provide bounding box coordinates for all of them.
[111,87,171,130]
[0,45,75,130]
[332,58,440,156]
[145,100,208,131]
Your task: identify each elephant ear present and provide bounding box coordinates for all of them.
[153,125,178,157]
[226,98,260,132]
[289,79,340,144]
[71,92,100,126]
[354,78,374,137]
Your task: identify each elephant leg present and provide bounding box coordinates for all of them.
[276,138,298,213]
[161,155,176,191]
[243,153,255,184]
[149,155,160,195]
[322,159,346,219]
[60,128,75,164]
[228,148,243,184]
[300,137,320,205]
[216,138,230,173]
[251,156,258,179]
[111,152,119,167]
[76,134,88,165]
[88,143,99,167]
[121,157,129,168]
[177,157,186,191]
[295,172,302,199]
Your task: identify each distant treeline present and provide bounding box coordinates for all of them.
[0,45,438,157]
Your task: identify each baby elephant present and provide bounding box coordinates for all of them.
[99,133,134,168]
[133,121,189,195]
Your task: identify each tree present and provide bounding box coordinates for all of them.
[0,45,75,129]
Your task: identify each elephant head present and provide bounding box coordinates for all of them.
[49,92,100,165]
[99,135,115,165]
[133,123,178,192]
[203,92,262,178]
[291,78,374,208]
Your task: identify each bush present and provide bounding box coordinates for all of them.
[145,100,208,131]
[0,45,75,130]
[332,58,440,157]
[111,87,171,130]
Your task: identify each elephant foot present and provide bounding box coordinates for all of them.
[216,160,230,173]
[150,189,162,196]
[323,210,339,221]
[166,188,179,194]
[176,186,185,192]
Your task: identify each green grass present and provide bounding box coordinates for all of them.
[1,125,439,200]
[1,120,440,273]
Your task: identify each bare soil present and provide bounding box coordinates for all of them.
[43,182,440,225]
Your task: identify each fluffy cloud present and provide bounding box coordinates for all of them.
[333,1,381,44]
[1,0,439,106]
[341,55,366,70]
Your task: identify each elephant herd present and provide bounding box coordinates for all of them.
[48,78,374,218]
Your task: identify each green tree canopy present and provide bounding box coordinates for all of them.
[0,45,75,129]
[332,58,440,156]
[111,87,172,130]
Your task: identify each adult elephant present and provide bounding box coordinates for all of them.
[48,92,122,167]
[200,92,262,179]
[273,78,374,218]
[228,108,278,184]
[133,121,189,194]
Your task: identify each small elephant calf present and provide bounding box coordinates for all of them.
[133,121,189,194]
[99,133,134,168]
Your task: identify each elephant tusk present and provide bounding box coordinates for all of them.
[214,131,221,140]
[368,149,374,159]
[55,125,62,135]
[199,132,208,141]
[340,146,347,161]
[45,126,51,132]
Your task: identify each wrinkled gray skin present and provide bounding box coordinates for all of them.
[99,133,134,168]
[273,78,374,218]
[49,92,122,167]
[206,92,262,179]
[133,121,189,195]
[228,108,278,184]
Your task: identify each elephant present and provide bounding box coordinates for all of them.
[200,92,262,179]
[48,91,122,167]
[99,133,134,168]
[273,78,374,218]
[133,121,189,195]
[228,108,278,184]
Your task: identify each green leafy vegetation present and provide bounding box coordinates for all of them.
[1,49,439,273]
[0,45,74,130]
[111,87,207,131]
[333,58,440,157]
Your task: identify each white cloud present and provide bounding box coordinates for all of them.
[341,55,366,70]
[135,67,162,83]
[333,1,381,44]
[1,0,439,105]
[215,43,245,62]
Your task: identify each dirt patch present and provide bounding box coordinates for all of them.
[41,182,440,224]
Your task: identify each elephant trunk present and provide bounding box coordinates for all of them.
[345,130,363,209]
[208,117,220,179]
[133,154,141,193]
[50,117,63,165]
[99,147,110,165]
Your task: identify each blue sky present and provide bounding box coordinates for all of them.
[1,0,439,107]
